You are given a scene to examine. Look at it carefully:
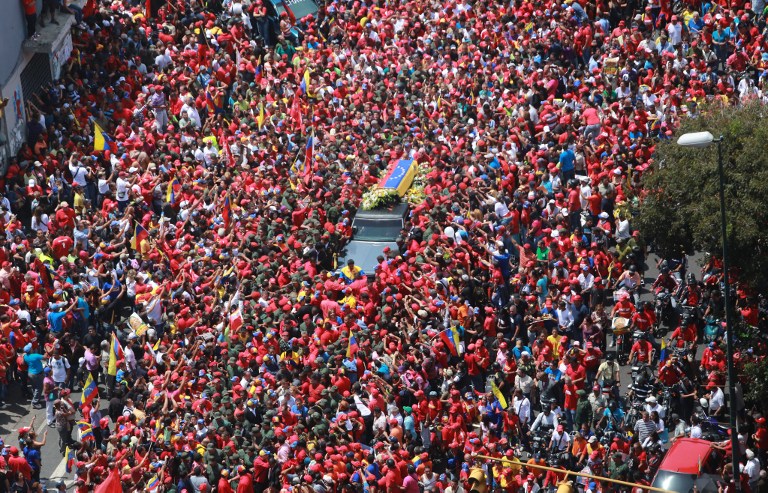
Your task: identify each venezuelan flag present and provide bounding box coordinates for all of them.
[107,332,123,376]
[491,380,508,409]
[78,421,95,442]
[93,121,117,153]
[81,372,98,406]
[166,179,180,206]
[147,475,160,492]
[65,446,76,473]
[660,338,668,363]
[222,195,231,228]
[439,327,462,356]
[131,223,149,252]
[301,68,312,97]
[302,130,314,178]
[346,334,358,358]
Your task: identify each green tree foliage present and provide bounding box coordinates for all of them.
[635,102,768,290]
[742,361,768,416]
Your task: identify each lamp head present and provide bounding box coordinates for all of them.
[677,131,715,148]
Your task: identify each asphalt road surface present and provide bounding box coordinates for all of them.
[0,253,705,490]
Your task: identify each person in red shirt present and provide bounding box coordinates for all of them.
[235,465,254,493]
[21,0,37,39]
[464,344,482,389]
[580,341,602,383]
[7,446,32,480]
[217,470,234,493]
[563,376,579,431]
[611,293,636,320]
[668,318,697,350]
[54,202,76,231]
[630,302,656,333]
[564,356,587,389]
[377,459,402,493]
[628,333,654,364]
[658,359,684,387]
[753,417,768,455]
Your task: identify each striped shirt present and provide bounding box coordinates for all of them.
[634,418,657,444]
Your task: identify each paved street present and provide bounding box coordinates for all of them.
[1,384,74,489]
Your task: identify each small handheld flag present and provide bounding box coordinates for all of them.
[93,121,117,153]
[302,129,315,184]
[131,223,149,252]
[346,334,358,358]
[147,475,160,492]
[439,327,462,357]
[301,68,312,97]
[491,380,508,409]
[81,373,98,406]
[107,333,124,376]
[222,195,232,229]
[66,446,76,473]
[166,179,180,206]
[78,421,95,442]
[229,308,243,333]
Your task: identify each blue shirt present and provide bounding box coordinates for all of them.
[559,149,575,172]
[48,310,68,333]
[493,253,512,278]
[24,447,41,471]
[23,353,44,375]
[77,297,90,322]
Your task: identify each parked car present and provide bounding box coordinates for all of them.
[338,203,409,277]
[651,438,723,493]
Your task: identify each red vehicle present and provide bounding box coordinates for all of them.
[651,438,724,493]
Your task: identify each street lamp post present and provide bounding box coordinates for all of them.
[677,131,740,490]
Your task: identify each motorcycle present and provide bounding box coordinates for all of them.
[612,317,631,365]
[627,365,656,404]
[624,402,645,430]
[530,427,553,456]
[703,317,722,343]
[654,289,678,331]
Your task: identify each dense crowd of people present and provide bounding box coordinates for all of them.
[3,0,768,490]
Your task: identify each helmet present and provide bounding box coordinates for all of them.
[628,265,636,274]
[660,267,670,274]
[699,398,709,409]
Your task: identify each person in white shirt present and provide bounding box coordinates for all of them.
[530,406,558,432]
[708,384,725,415]
[556,299,574,332]
[512,389,531,425]
[180,97,202,128]
[742,449,761,491]
[666,16,683,46]
[644,395,666,419]
[549,424,571,452]
[578,269,595,292]
[372,407,387,435]
[48,350,71,387]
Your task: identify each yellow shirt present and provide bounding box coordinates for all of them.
[73,191,86,213]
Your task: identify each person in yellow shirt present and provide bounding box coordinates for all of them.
[72,184,87,214]
[547,327,562,357]
[340,259,362,283]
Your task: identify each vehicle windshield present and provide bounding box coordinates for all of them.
[652,471,695,493]
[353,218,403,241]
